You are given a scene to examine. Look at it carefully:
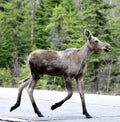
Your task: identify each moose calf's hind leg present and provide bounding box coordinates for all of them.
[51,76,73,110]
[10,77,29,112]
[27,77,43,117]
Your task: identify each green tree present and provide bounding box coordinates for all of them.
[104,0,120,94]
[34,0,62,49]
[0,0,31,78]
[78,0,114,93]
[47,0,83,50]
[46,4,70,50]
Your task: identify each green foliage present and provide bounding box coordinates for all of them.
[77,0,116,94]
[34,0,62,49]
[0,0,31,70]
[19,64,29,80]
[47,0,83,50]
[46,4,69,49]
[36,76,65,90]
[0,68,12,87]
[0,0,120,95]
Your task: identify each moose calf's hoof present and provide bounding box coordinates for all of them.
[37,112,44,117]
[51,104,56,110]
[10,107,14,112]
[51,102,62,110]
[85,113,92,118]
[83,112,92,118]
[10,103,20,112]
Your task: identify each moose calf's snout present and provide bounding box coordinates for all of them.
[104,43,111,52]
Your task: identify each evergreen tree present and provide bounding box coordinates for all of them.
[47,0,82,50]
[0,0,120,94]
[0,0,31,78]
[105,0,120,94]
[78,0,113,93]
[46,4,70,49]
[34,0,62,49]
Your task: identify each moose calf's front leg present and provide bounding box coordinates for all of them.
[76,75,92,118]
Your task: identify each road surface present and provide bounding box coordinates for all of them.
[0,87,120,122]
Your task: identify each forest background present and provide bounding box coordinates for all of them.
[0,0,120,95]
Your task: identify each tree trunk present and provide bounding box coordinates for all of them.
[31,0,35,44]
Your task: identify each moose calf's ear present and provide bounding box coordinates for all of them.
[84,29,92,38]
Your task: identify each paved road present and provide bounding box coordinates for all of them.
[0,87,120,122]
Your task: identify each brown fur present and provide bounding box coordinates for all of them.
[10,30,111,118]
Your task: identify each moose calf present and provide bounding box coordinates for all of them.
[10,30,111,118]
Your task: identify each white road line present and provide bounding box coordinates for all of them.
[0,117,35,122]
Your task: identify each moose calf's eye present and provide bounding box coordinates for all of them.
[95,40,98,43]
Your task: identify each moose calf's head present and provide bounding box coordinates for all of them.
[84,29,111,52]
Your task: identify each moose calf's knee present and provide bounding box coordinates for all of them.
[68,92,73,99]
[27,88,33,95]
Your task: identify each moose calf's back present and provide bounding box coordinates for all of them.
[28,49,68,76]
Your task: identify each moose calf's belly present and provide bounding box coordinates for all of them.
[40,60,68,76]
[44,66,65,76]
